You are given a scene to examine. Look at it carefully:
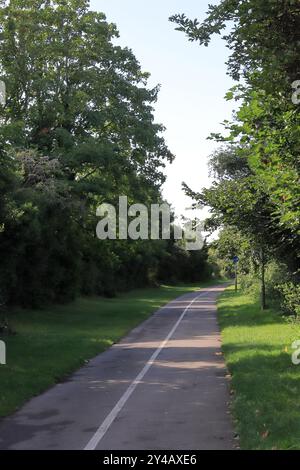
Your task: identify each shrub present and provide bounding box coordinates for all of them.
[277,282,300,317]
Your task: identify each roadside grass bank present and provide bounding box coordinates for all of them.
[218,286,300,450]
[0,280,221,418]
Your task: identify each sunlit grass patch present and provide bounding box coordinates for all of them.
[218,286,300,450]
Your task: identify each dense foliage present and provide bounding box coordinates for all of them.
[171,0,300,312]
[0,0,210,308]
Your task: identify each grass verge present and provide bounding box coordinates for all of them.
[218,286,300,450]
[0,280,220,418]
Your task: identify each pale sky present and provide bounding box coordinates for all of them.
[91,0,234,219]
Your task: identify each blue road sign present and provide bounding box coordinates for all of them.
[233,256,239,264]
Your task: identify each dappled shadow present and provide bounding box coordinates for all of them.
[0,284,233,450]
[0,343,232,449]
[0,338,231,449]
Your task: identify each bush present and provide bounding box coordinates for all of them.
[277,282,300,317]
[240,272,260,295]
[265,261,290,300]
[239,260,291,303]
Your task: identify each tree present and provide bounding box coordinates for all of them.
[0,0,177,306]
[186,147,276,309]
[0,0,212,307]
[170,1,300,308]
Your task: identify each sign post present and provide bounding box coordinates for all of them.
[233,256,239,292]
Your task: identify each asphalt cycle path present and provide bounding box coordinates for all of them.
[0,284,234,450]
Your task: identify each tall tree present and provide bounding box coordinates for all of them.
[0,0,177,306]
[170,0,300,297]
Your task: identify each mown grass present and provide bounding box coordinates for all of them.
[0,281,220,418]
[218,286,300,450]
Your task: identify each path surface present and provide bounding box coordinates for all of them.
[0,284,234,450]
